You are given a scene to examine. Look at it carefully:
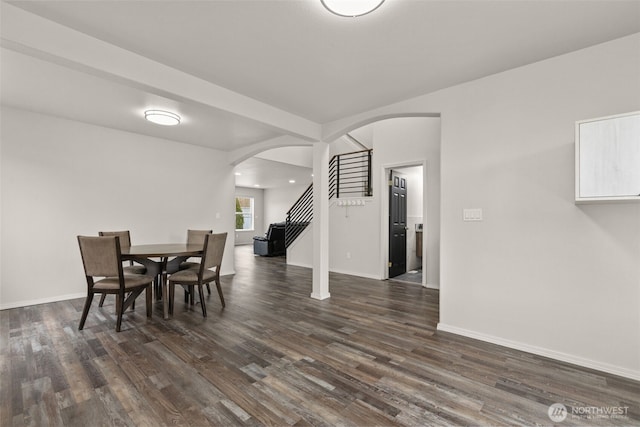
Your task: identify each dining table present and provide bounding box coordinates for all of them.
[121,243,203,319]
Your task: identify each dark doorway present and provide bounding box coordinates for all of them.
[389,170,407,278]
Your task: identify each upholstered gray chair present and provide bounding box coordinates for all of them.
[98,230,146,307]
[179,229,213,295]
[179,229,212,269]
[169,232,227,317]
[77,235,154,331]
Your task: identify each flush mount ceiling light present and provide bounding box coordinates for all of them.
[144,110,180,126]
[321,0,385,17]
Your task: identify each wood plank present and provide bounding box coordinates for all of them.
[1,245,638,426]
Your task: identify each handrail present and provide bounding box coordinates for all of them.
[285,184,313,248]
[329,149,372,199]
[329,148,372,162]
[285,149,372,248]
[287,183,313,216]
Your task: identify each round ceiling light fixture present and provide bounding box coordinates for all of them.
[321,0,385,17]
[144,110,181,126]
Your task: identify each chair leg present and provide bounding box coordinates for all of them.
[189,285,195,305]
[99,292,134,311]
[198,284,207,317]
[78,293,95,330]
[115,293,124,332]
[146,285,152,318]
[206,283,211,295]
[169,282,175,315]
[215,279,225,308]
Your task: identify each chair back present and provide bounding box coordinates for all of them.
[78,235,122,278]
[266,222,286,241]
[202,233,227,270]
[187,229,213,246]
[98,230,131,248]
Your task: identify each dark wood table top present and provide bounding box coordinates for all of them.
[122,243,203,258]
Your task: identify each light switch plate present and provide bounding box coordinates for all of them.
[463,208,483,221]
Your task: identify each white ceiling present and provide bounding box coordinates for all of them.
[234,156,313,190]
[2,0,640,184]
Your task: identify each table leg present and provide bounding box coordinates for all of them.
[161,257,169,320]
[154,275,162,300]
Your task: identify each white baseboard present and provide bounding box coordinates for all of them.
[286,260,312,269]
[437,323,640,381]
[425,283,439,290]
[310,292,331,300]
[283,262,383,282]
[329,268,381,281]
[0,292,86,310]
[0,271,239,311]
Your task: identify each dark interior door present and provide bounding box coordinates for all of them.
[389,170,407,278]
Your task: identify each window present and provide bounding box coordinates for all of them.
[235,196,254,231]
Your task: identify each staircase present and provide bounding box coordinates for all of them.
[285,148,372,248]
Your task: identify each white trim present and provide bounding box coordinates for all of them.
[286,260,312,269]
[310,292,331,300]
[425,283,440,290]
[437,323,640,381]
[0,292,86,310]
[284,262,382,281]
[1,273,236,310]
[329,268,381,281]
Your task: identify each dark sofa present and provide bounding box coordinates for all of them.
[253,222,286,256]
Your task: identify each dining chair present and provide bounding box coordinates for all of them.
[168,232,227,317]
[179,229,212,269]
[77,235,153,332]
[98,230,147,308]
[179,229,213,295]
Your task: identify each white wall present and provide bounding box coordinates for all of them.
[433,35,640,379]
[324,33,640,379]
[0,107,236,309]
[328,199,381,279]
[234,186,264,245]
[263,183,310,227]
[286,222,313,269]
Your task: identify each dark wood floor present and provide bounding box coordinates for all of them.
[2,245,638,426]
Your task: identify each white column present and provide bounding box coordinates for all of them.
[311,141,330,300]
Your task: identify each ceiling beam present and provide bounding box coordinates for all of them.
[228,135,313,166]
[1,3,321,142]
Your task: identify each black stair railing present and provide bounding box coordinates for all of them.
[329,149,372,199]
[285,149,372,248]
[285,183,313,248]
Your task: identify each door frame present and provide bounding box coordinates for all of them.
[380,160,427,286]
